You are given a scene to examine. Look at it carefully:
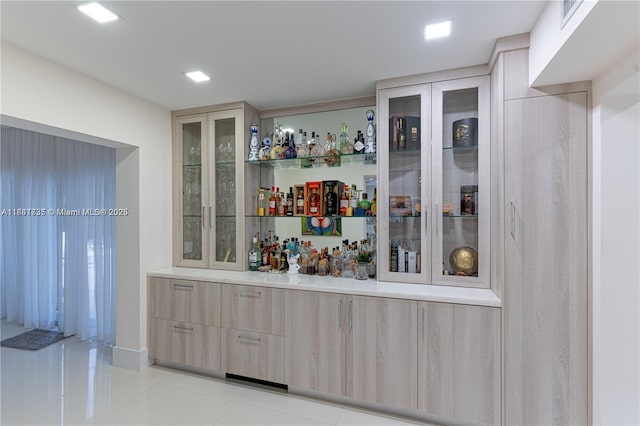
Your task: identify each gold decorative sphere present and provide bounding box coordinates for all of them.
[449,246,478,275]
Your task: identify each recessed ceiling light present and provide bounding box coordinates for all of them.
[186,71,211,83]
[424,20,452,40]
[78,2,119,24]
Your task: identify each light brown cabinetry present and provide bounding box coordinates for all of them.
[377,75,491,289]
[173,102,260,270]
[220,284,285,383]
[148,277,222,370]
[504,91,588,425]
[220,284,284,335]
[491,46,589,425]
[285,290,417,410]
[418,302,500,425]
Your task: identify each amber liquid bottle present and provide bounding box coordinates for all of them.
[309,188,320,215]
[268,186,277,216]
[296,187,305,215]
[339,185,349,215]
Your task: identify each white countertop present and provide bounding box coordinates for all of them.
[148,267,502,307]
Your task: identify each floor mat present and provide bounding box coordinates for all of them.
[0,329,72,350]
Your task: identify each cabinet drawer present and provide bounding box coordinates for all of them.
[149,278,221,326]
[149,318,221,370]
[221,328,284,384]
[221,285,284,335]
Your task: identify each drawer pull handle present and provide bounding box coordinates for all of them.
[236,289,262,298]
[173,325,194,331]
[173,284,194,290]
[237,335,261,342]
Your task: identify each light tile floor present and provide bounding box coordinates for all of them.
[1,321,428,425]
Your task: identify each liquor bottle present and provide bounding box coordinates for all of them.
[398,118,406,150]
[296,187,305,215]
[296,129,303,149]
[286,187,294,216]
[309,187,320,215]
[358,192,371,210]
[257,187,266,216]
[370,188,377,215]
[364,109,376,154]
[248,237,259,271]
[284,131,297,159]
[268,186,277,216]
[353,130,365,154]
[324,132,334,152]
[325,182,337,215]
[339,184,349,215]
[349,185,358,209]
[339,122,353,154]
[276,188,284,216]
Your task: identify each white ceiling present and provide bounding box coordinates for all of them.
[0,1,548,111]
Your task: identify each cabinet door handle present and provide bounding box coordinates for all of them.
[510,201,515,238]
[424,203,428,232]
[236,289,262,298]
[173,325,194,331]
[421,306,426,339]
[173,284,194,291]
[209,206,213,228]
[202,206,206,228]
[348,300,353,330]
[237,335,261,343]
[435,203,439,237]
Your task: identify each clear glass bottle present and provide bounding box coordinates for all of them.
[340,122,353,154]
[257,187,266,216]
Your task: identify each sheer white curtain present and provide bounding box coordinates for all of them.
[1,128,58,330]
[0,128,116,343]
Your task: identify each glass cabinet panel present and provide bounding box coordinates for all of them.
[210,110,243,269]
[432,76,490,288]
[214,118,236,263]
[378,86,430,284]
[180,118,206,264]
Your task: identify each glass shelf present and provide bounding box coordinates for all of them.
[183,163,202,169]
[442,214,479,218]
[246,214,375,219]
[245,152,376,169]
[442,145,478,152]
[183,215,202,219]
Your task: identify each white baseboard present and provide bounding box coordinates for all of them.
[113,345,150,371]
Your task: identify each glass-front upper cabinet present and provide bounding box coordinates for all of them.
[173,105,254,270]
[432,76,490,288]
[377,85,431,284]
[175,115,209,267]
[209,109,243,269]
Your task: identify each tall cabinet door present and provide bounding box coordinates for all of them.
[418,302,500,425]
[174,115,210,267]
[431,76,490,288]
[208,109,245,270]
[504,92,588,425]
[348,296,417,409]
[377,85,431,283]
[285,290,346,397]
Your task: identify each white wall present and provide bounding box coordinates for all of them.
[592,41,640,425]
[0,42,173,370]
[529,0,598,85]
